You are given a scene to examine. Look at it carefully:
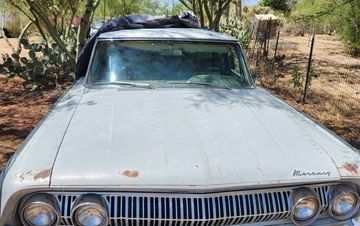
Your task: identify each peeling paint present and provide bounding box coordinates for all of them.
[18,170,33,182]
[18,173,25,182]
[122,170,139,178]
[342,162,359,175]
[33,169,51,180]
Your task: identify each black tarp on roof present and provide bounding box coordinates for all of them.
[76,12,199,78]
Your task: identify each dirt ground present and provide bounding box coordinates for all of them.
[0,38,66,169]
[0,77,64,169]
[0,36,36,63]
[253,34,360,149]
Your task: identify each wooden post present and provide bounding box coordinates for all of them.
[271,30,280,73]
[263,23,268,57]
[266,17,272,57]
[303,28,316,104]
[103,0,106,21]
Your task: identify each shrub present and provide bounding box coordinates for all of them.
[260,0,290,12]
[0,39,73,90]
[341,0,360,56]
[220,16,252,49]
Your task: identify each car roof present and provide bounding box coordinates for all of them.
[97,28,238,42]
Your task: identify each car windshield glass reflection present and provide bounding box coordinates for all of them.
[87,41,251,89]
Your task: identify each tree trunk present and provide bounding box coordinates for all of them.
[7,0,48,44]
[180,0,232,30]
[213,0,232,31]
[236,0,242,18]
[24,0,73,60]
[76,0,101,59]
[224,4,230,19]
[197,0,205,27]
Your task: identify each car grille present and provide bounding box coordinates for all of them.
[52,185,331,226]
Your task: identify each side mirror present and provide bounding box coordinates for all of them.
[250,71,260,81]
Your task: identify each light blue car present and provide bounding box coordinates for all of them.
[1,28,360,226]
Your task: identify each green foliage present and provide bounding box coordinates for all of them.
[241,5,274,29]
[179,0,232,31]
[291,0,339,33]
[0,39,73,90]
[292,0,360,55]
[0,1,28,37]
[95,0,175,18]
[260,0,294,12]
[291,66,303,89]
[340,0,360,56]
[95,0,140,18]
[220,16,252,49]
[164,1,187,16]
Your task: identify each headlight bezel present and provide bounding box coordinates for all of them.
[71,194,108,226]
[19,193,60,226]
[291,188,321,226]
[329,184,360,220]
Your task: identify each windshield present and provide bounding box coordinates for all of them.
[86,41,251,89]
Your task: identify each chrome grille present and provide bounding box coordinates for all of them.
[53,185,331,226]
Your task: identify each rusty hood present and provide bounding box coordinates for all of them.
[49,87,360,190]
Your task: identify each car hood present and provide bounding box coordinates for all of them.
[50,87,358,190]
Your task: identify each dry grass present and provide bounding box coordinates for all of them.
[252,34,360,149]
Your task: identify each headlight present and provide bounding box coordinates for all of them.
[293,197,318,220]
[329,184,360,220]
[23,203,57,226]
[291,188,321,225]
[20,194,60,226]
[71,194,108,226]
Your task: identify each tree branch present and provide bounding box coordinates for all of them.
[198,0,205,27]
[0,28,16,54]
[179,0,193,10]
[7,0,33,21]
[24,0,74,60]
[16,21,33,55]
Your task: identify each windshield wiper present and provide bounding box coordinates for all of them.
[167,81,231,90]
[90,81,154,89]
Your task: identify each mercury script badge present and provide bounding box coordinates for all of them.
[293,169,331,177]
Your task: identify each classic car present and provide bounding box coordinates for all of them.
[1,28,360,226]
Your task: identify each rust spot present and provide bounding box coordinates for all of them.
[33,169,51,180]
[122,170,139,178]
[19,173,25,182]
[342,162,359,175]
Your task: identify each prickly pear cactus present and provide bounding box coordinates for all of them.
[0,38,74,90]
[220,16,252,50]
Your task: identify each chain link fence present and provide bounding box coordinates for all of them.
[247,25,360,148]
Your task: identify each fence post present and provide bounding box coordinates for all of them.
[303,28,316,104]
[266,17,272,57]
[263,17,272,58]
[103,0,107,21]
[271,30,280,73]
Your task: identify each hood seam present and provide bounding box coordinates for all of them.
[48,87,85,187]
